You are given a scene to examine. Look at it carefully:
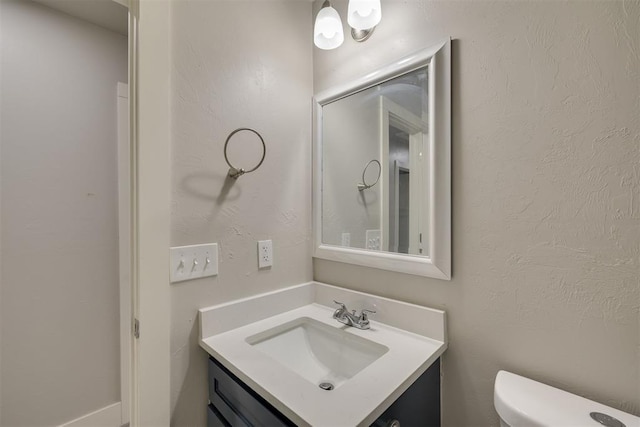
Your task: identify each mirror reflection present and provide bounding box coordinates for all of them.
[321,67,429,256]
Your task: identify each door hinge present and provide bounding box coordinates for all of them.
[133,318,140,339]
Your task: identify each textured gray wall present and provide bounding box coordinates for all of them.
[0,0,127,424]
[313,1,640,425]
[170,1,313,425]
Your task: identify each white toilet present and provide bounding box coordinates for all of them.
[494,370,640,427]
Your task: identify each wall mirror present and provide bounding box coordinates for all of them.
[313,39,451,279]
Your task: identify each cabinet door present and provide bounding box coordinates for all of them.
[208,357,294,427]
[208,404,230,427]
[372,359,441,427]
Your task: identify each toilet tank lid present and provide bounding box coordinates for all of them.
[494,371,640,427]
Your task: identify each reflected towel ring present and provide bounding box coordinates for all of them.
[357,159,381,191]
[223,128,266,179]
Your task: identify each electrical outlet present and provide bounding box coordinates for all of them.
[258,240,273,269]
[341,232,351,247]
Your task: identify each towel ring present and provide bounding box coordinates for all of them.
[223,128,266,179]
[357,159,381,191]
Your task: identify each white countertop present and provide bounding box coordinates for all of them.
[199,281,447,427]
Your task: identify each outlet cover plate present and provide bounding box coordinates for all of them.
[258,240,273,269]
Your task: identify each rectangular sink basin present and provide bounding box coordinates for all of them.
[246,317,388,390]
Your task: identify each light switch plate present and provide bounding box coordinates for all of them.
[170,243,218,283]
[365,229,381,251]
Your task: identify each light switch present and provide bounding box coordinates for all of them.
[170,243,218,283]
[365,229,380,251]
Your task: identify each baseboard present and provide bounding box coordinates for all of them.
[59,402,122,427]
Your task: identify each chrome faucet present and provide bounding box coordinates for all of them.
[332,300,376,330]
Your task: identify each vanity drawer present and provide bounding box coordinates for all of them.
[208,357,294,427]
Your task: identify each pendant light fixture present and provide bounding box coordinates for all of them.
[313,1,344,50]
[347,0,381,42]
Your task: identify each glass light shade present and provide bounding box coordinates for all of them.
[314,5,344,50]
[347,0,381,30]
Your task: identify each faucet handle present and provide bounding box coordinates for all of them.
[332,301,347,319]
[359,309,376,322]
[333,300,346,310]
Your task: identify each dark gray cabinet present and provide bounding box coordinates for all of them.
[372,360,440,427]
[207,356,441,427]
[207,357,294,427]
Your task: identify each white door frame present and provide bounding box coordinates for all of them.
[380,97,427,255]
[128,0,172,425]
[408,132,427,256]
[117,81,131,426]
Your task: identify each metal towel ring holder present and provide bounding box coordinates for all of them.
[224,128,266,179]
[357,159,381,191]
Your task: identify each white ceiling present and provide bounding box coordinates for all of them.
[33,0,128,36]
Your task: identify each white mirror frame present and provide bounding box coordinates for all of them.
[313,38,451,279]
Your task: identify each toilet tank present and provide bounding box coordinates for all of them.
[494,370,640,427]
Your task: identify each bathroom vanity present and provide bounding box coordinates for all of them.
[199,281,447,426]
[207,354,440,427]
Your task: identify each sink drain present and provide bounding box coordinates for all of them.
[590,412,626,427]
[319,382,334,391]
